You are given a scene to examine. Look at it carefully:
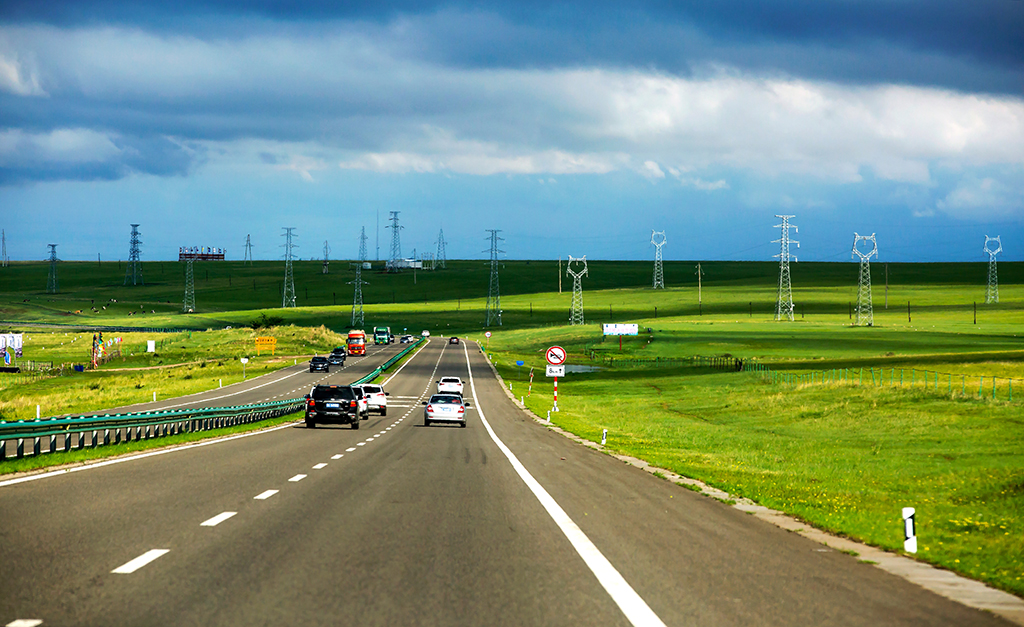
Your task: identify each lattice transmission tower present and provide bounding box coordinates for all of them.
[124,224,143,286]
[985,235,1001,304]
[484,230,504,326]
[349,263,367,327]
[243,234,253,265]
[358,227,368,262]
[852,233,877,327]
[387,211,403,272]
[773,215,799,321]
[281,227,297,308]
[322,240,330,274]
[46,244,58,293]
[183,258,196,313]
[567,255,588,326]
[651,230,666,289]
[1,229,8,267]
[435,229,447,270]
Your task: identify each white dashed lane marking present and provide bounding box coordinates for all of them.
[346,447,356,452]
[7,619,43,627]
[331,454,344,459]
[313,463,328,470]
[288,474,306,482]
[111,549,170,574]
[356,443,366,446]
[254,489,278,500]
[200,512,237,527]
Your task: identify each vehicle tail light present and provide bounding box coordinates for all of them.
[307,399,315,408]
[458,406,464,413]
[426,405,433,412]
[350,401,357,407]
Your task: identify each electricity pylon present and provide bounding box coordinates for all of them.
[358,227,368,262]
[349,263,367,327]
[322,240,330,274]
[567,255,588,325]
[985,235,1001,304]
[1,229,8,267]
[183,258,196,313]
[243,234,253,265]
[435,229,447,269]
[387,211,403,272]
[651,230,666,289]
[46,244,58,293]
[124,224,143,286]
[485,230,503,326]
[773,215,799,321]
[281,227,297,308]
[852,233,877,327]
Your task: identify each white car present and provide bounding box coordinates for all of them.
[423,393,469,428]
[356,384,389,416]
[437,376,464,396]
[421,330,431,337]
[352,386,370,419]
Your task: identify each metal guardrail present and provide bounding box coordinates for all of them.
[0,337,425,462]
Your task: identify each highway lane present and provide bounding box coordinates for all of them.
[0,338,1011,626]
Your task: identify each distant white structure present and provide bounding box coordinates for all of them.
[651,230,666,289]
[567,255,588,326]
[985,235,1001,304]
[386,258,423,270]
[852,233,877,327]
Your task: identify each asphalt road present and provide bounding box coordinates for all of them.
[0,339,1010,626]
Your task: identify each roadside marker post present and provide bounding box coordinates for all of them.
[601,429,607,446]
[903,507,917,553]
[528,367,534,397]
[241,357,249,379]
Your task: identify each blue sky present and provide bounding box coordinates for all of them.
[1,1,1022,262]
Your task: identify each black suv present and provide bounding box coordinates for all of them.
[305,385,361,429]
[327,348,346,367]
[309,356,329,373]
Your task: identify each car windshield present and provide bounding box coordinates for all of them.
[429,395,462,404]
[311,357,327,362]
[312,386,355,400]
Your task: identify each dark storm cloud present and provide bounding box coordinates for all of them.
[2,0,1022,95]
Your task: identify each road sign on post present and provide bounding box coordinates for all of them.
[546,346,566,365]
[546,365,564,377]
[546,346,566,411]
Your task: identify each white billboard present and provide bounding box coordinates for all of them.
[602,324,638,336]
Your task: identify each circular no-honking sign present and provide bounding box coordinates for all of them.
[546,346,566,365]
[485,332,492,338]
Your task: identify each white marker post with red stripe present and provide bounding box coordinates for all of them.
[546,346,566,412]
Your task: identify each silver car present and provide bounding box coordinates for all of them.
[422,394,469,428]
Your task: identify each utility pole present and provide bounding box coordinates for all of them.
[124,224,143,286]
[651,230,666,289]
[435,228,447,270]
[695,262,704,313]
[243,234,253,265]
[386,211,403,272]
[46,244,58,293]
[1,229,8,267]
[567,255,588,325]
[281,227,297,308]
[322,240,330,274]
[183,258,196,313]
[885,263,889,309]
[358,227,368,263]
[375,209,380,262]
[773,215,799,321]
[349,263,367,326]
[852,233,877,326]
[485,230,504,326]
[985,235,1001,304]
[558,256,562,293]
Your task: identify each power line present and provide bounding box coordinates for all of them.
[651,230,666,289]
[358,226,368,263]
[322,240,330,274]
[281,227,297,308]
[46,244,58,294]
[485,230,504,327]
[435,228,447,270]
[985,235,1002,304]
[773,215,799,322]
[567,255,588,326]
[386,211,403,272]
[124,224,143,286]
[852,233,877,326]
[349,262,367,327]
[243,234,253,265]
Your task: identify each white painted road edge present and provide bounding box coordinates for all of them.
[462,343,667,627]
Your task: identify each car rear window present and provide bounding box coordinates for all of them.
[362,386,381,394]
[312,386,356,400]
[429,395,462,404]
[440,377,460,383]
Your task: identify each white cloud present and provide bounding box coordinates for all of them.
[0,128,120,164]
[936,176,1023,219]
[680,177,729,191]
[0,53,46,96]
[641,160,665,180]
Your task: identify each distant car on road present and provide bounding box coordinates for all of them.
[437,376,464,396]
[422,393,469,427]
[421,330,430,337]
[352,386,370,419]
[355,384,389,416]
[309,356,330,373]
[327,348,346,366]
[305,385,360,429]
[400,335,414,343]
[448,336,459,345]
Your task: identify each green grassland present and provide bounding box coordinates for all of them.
[2,259,1022,596]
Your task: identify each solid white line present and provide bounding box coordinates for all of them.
[312,463,327,469]
[0,421,300,489]
[254,489,278,500]
[288,474,306,482]
[331,454,344,459]
[462,343,666,627]
[111,549,170,574]
[156,369,306,410]
[200,511,237,527]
